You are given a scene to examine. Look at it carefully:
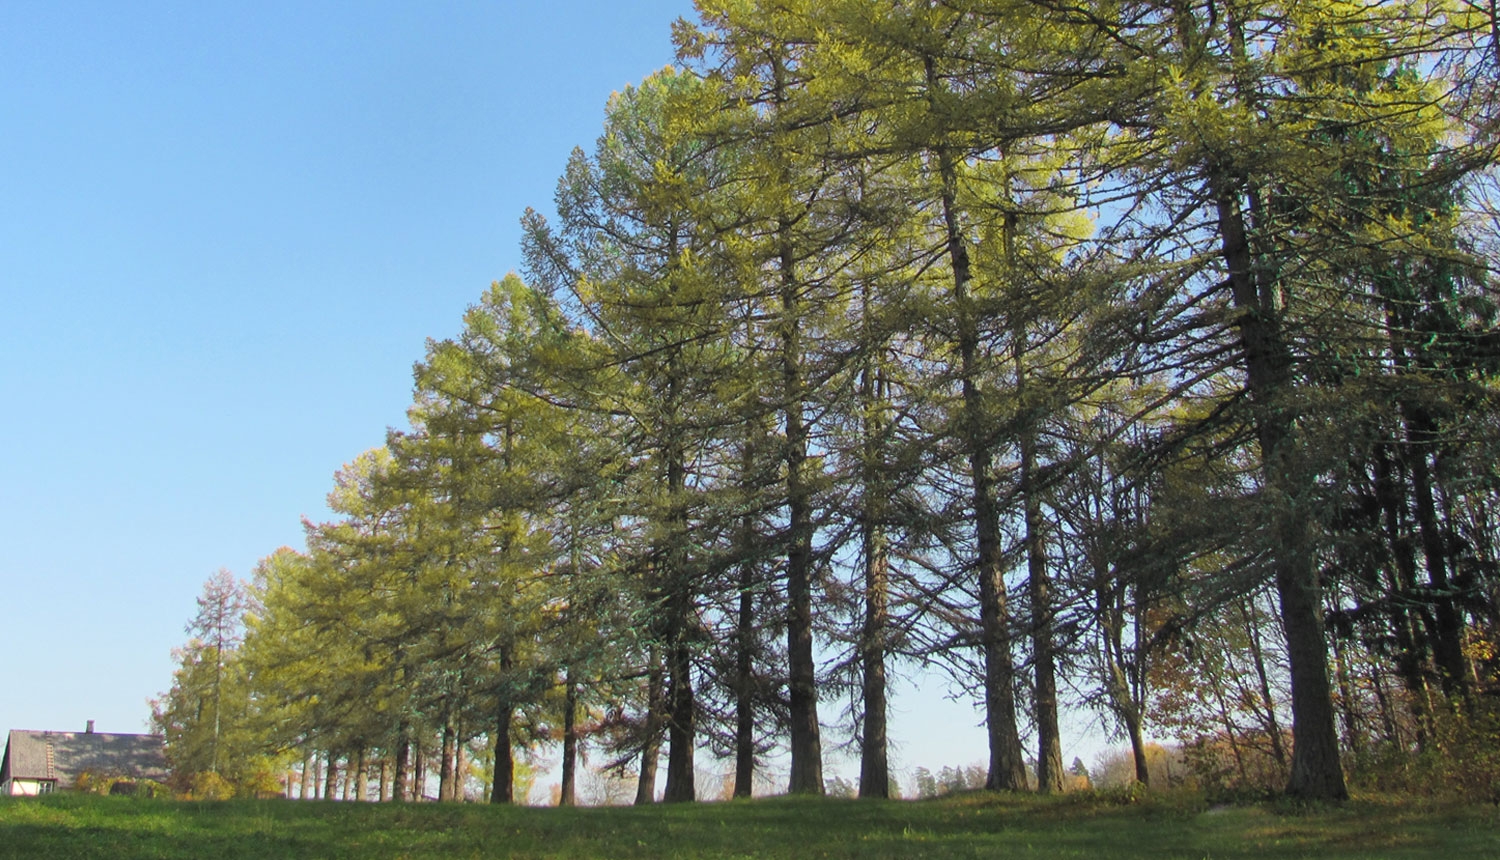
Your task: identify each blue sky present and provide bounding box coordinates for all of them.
[1,1,1107,794]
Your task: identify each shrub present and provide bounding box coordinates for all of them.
[186,771,236,801]
[1349,699,1500,801]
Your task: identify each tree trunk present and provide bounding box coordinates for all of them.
[663,632,696,802]
[858,496,891,799]
[1214,176,1347,800]
[355,748,368,802]
[1100,581,1150,786]
[559,673,578,806]
[323,753,339,801]
[439,722,456,802]
[635,644,663,804]
[661,422,698,803]
[394,723,411,803]
[1373,442,1436,746]
[920,50,1027,790]
[734,525,757,799]
[762,54,823,796]
[414,746,426,801]
[776,195,823,800]
[1021,423,1063,794]
[1406,433,1470,702]
[927,114,1026,790]
[490,695,515,803]
[455,730,467,802]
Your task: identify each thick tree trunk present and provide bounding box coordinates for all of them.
[491,703,515,804]
[663,634,696,802]
[928,116,1026,790]
[662,431,697,804]
[355,748,368,802]
[440,723,456,802]
[763,55,823,796]
[323,753,339,801]
[394,726,411,802]
[1127,716,1150,786]
[783,402,822,795]
[653,372,699,806]
[778,215,823,798]
[1214,177,1347,800]
[300,750,313,799]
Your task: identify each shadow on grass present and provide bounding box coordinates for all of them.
[1,789,1495,859]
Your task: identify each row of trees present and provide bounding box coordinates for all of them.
[156,0,1500,803]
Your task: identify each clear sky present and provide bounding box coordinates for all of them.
[0,1,1108,795]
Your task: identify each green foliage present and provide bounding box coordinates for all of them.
[180,0,1500,810]
[154,569,290,799]
[908,764,988,799]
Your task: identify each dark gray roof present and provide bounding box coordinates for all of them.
[3,730,168,785]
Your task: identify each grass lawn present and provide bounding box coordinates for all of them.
[1,790,1496,859]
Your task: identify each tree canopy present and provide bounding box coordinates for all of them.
[158,0,1500,804]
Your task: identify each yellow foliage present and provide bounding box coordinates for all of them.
[186,771,236,801]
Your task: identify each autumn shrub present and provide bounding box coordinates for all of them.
[1090,743,1190,790]
[235,756,287,798]
[185,771,236,800]
[72,770,120,795]
[118,780,170,798]
[1348,699,1500,801]
[1179,731,1290,802]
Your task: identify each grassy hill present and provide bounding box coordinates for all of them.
[1,790,1496,859]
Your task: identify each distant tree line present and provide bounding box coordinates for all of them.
[155,0,1500,803]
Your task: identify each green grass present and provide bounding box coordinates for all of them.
[1,790,1496,859]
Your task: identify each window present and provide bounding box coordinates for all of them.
[37,782,54,795]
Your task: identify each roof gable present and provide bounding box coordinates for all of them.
[4,730,168,785]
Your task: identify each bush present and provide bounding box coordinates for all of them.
[235,757,286,798]
[1179,733,1287,800]
[1348,699,1500,801]
[1090,743,1191,790]
[186,771,236,801]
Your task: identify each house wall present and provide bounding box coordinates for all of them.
[5,778,47,796]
